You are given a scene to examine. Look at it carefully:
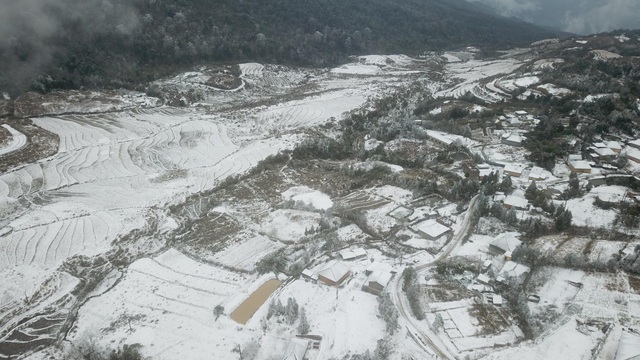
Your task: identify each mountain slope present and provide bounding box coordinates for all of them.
[0,0,561,96]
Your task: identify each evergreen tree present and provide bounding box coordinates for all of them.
[297,308,310,335]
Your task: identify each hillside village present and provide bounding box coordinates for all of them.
[0,32,640,360]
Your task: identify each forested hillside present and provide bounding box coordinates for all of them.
[0,0,560,95]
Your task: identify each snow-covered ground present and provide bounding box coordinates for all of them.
[0,124,28,156]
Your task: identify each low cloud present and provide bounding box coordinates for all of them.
[468,0,640,34]
[0,0,139,90]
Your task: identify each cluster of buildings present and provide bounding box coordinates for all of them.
[566,137,640,174]
[301,247,395,296]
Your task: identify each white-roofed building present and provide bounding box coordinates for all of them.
[528,166,547,181]
[628,139,640,150]
[477,274,491,285]
[339,248,367,261]
[594,147,617,158]
[567,160,592,174]
[411,219,451,240]
[283,338,309,360]
[503,195,529,210]
[365,270,393,295]
[504,163,524,177]
[499,261,531,281]
[492,294,503,306]
[490,233,521,254]
[608,141,622,153]
[317,261,351,286]
[426,130,454,146]
[628,148,640,163]
[501,133,523,146]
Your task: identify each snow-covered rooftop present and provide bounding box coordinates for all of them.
[339,248,367,261]
[368,270,392,288]
[568,160,592,171]
[504,163,524,175]
[426,130,454,146]
[499,261,530,279]
[628,139,640,149]
[607,141,622,151]
[504,195,529,209]
[283,338,309,360]
[491,233,521,253]
[502,133,523,145]
[317,261,351,283]
[594,147,616,157]
[529,166,547,180]
[412,219,451,239]
[627,148,640,162]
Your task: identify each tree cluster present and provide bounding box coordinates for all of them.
[377,292,399,334]
[402,267,425,320]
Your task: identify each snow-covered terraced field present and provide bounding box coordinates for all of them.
[255,89,366,131]
[69,249,258,360]
[0,125,28,156]
[210,233,282,271]
[0,51,555,358]
[435,58,522,101]
[0,59,418,323]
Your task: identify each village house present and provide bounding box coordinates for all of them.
[490,233,522,254]
[426,130,454,147]
[607,141,622,153]
[339,248,367,261]
[503,195,529,210]
[317,261,351,286]
[501,133,523,147]
[628,139,640,150]
[283,338,309,360]
[593,147,617,160]
[363,270,393,296]
[503,163,524,177]
[498,261,531,284]
[567,159,592,174]
[411,219,451,240]
[628,148,640,163]
[528,166,547,181]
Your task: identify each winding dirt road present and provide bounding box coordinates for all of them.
[391,194,479,360]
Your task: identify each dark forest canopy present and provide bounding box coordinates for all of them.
[0,0,562,95]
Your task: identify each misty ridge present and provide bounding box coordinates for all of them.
[0,0,139,90]
[0,0,566,96]
[467,0,640,34]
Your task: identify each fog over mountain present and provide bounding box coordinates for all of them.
[467,0,640,34]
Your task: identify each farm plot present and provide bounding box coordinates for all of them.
[435,58,522,100]
[240,63,307,89]
[210,232,283,272]
[0,271,79,360]
[573,273,634,320]
[68,249,259,360]
[262,278,386,357]
[334,191,391,214]
[529,267,584,316]
[483,318,605,360]
[428,300,521,354]
[13,90,159,118]
[0,211,121,271]
[258,209,321,243]
[0,125,28,156]
[254,89,366,132]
